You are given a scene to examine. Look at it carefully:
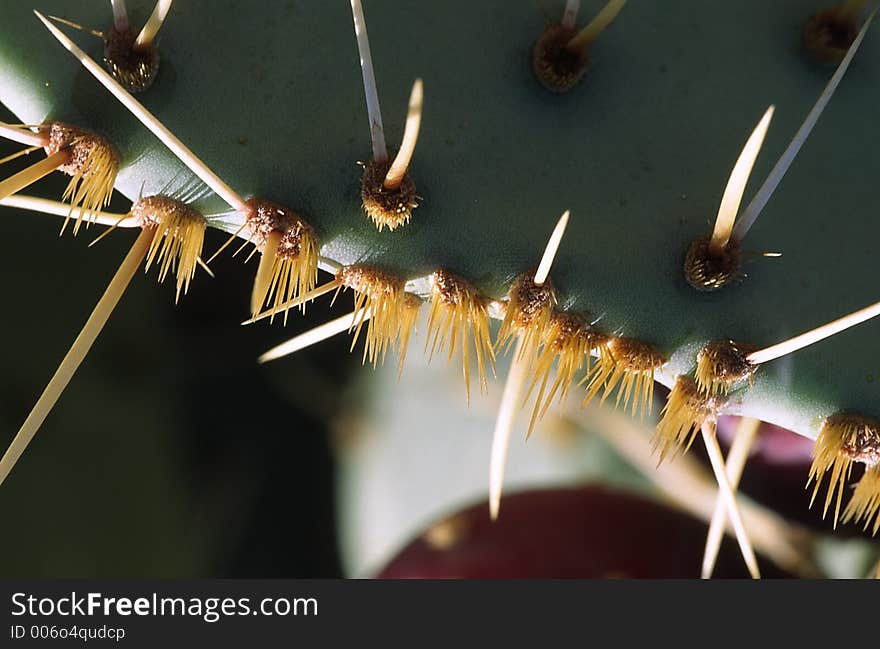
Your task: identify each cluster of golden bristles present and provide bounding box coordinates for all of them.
[496,272,557,357]
[0,121,119,235]
[583,338,664,421]
[695,340,759,397]
[251,264,668,440]
[654,339,759,462]
[654,376,726,462]
[131,195,207,302]
[426,269,496,402]
[654,339,880,536]
[809,414,880,533]
[241,197,320,322]
[526,311,606,436]
[360,160,419,232]
[336,266,421,369]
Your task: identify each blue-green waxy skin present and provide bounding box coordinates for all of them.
[0,0,878,440]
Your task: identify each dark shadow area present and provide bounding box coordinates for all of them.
[0,123,349,577]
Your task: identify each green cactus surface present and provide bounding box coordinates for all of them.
[1,0,879,443]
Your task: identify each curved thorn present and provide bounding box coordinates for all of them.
[489,335,531,520]
[384,79,423,190]
[534,210,570,286]
[709,105,774,255]
[566,0,627,54]
[135,0,173,49]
